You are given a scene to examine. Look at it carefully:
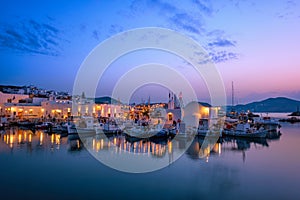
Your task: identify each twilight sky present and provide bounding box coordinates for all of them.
[0,0,299,104]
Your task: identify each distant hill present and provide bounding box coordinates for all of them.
[94,96,121,104]
[232,97,300,113]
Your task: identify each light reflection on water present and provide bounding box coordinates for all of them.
[0,128,66,152]
[0,126,279,162]
[0,123,299,199]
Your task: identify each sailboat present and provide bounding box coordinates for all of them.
[227,81,238,118]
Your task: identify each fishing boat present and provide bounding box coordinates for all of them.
[53,123,68,133]
[17,120,35,127]
[71,116,104,135]
[279,117,300,123]
[124,123,171,139]
[103,122,122,134]
[168,126,177,136]
[67,122,78,135]
[125,126,158,138]
[255,116,281,131]
[222,123,267,138]
[152,128,169,138]
[198,119,209,136]
[35,122,53,130]
[197,118,222,137]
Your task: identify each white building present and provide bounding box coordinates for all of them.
[3,103,43,119]
[72,94,122,118]
[41,100,72,119]
[0,91,28,104]
[165,92,220,130]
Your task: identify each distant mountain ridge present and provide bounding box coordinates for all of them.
[94,96,120,104]
[232,97,300,112]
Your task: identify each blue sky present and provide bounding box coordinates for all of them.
[0,0,300,104]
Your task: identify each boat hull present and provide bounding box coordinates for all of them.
[222,130,267,138]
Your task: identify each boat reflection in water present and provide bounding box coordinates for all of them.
[221,136,269,162]
[81,133,177,161]
[186,131,281,163]
[0,127,281,165]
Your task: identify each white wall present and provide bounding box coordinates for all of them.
[0,91,28,104]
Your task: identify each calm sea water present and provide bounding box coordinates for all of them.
[0,121,299,200]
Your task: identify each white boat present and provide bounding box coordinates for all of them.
[255,116,280,132]
[67,122,77,135]
[222,123,267,138]
[70,117,104,135]
[124,124,170,138]
[103,122,122,134]
[197,118,223,137]
[168,126,177,136]
[125,126,159,138]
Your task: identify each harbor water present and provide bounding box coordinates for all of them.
[0,121,299,199]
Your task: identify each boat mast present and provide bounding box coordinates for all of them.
[231,81,234,111]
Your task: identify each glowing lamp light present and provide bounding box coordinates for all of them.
[205,107,209,114]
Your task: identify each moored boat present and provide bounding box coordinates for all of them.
[255,116,281,132]
[17,120,35,127]
[279,117,300,123]
[103,122,122,134]
[222,123,267,138]
[35,122,53,130]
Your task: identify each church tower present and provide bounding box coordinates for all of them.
[168,91,175,109]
